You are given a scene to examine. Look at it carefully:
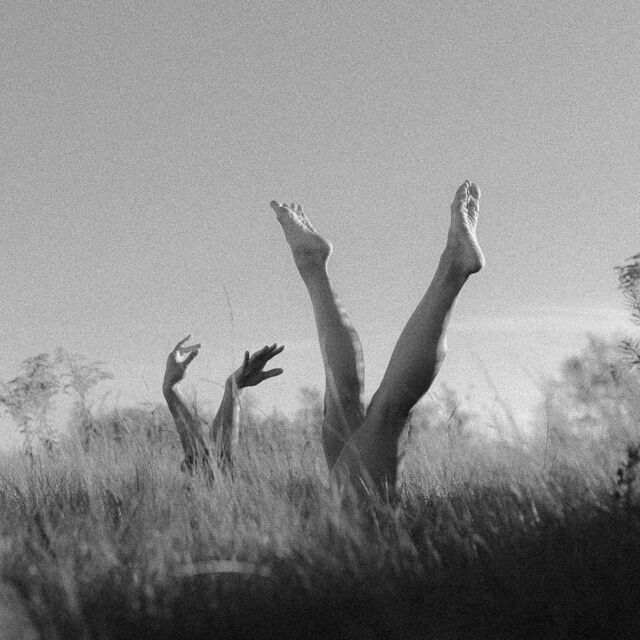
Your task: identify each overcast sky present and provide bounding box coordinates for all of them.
[2,0,639,447]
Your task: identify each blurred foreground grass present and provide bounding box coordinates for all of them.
[1,393,640,640]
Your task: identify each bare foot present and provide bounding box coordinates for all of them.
[445,181,485,276]
[270,200,333,274]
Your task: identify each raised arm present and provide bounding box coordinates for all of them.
[162,336,214,483]
[210,344,284,469]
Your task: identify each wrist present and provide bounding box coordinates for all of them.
[162,383,177,397]
[226,375,244,391]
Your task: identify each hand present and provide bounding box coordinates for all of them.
[163,335,201,390]
[232,344,284,389]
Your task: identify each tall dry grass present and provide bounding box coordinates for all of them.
[1,388,640,640]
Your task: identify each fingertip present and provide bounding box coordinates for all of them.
[175,334,191,348]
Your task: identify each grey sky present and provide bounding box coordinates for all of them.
[2,1,639,445]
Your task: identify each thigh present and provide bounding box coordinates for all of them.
[322,384,365,471]
[331,396,410,498]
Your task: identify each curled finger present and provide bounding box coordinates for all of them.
[174,334,192,351]
[185,349,200,366]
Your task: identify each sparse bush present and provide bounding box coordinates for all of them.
[0,353,63,455]
[57,349,113,450]
[0,351,113,454]
[539,335,640,469]
[533,254,640,473]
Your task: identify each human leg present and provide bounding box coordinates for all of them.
[333,181,484,497]
[270,201,365,469]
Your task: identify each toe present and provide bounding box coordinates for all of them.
[270,200,293,223]
[300,211,315,231]
[468,183,480,216]
[457,181,470,195]
[452,182,469,208]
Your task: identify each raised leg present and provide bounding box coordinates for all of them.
[270,201,365,469]
[333,181,485,498]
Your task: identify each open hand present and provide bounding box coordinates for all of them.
[163,335,201,389]
[232,344,284,389]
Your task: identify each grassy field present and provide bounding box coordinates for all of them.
[1,395,640,640]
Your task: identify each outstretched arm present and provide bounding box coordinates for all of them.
[210,344,284,469]
[162,336,214,483]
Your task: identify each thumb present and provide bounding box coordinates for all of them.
[261,368,284,380]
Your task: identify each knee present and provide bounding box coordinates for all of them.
[324,385,364,422]
[366,389,412,428]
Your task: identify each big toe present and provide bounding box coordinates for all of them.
[452,181,470,207]
[469,183,481,200]
[270,200,292,220]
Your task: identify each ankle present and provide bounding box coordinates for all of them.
[438,247,473,282]
[297,258,329,283]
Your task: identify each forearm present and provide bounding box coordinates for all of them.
[210,376,242,468]
[163,384,213,475]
